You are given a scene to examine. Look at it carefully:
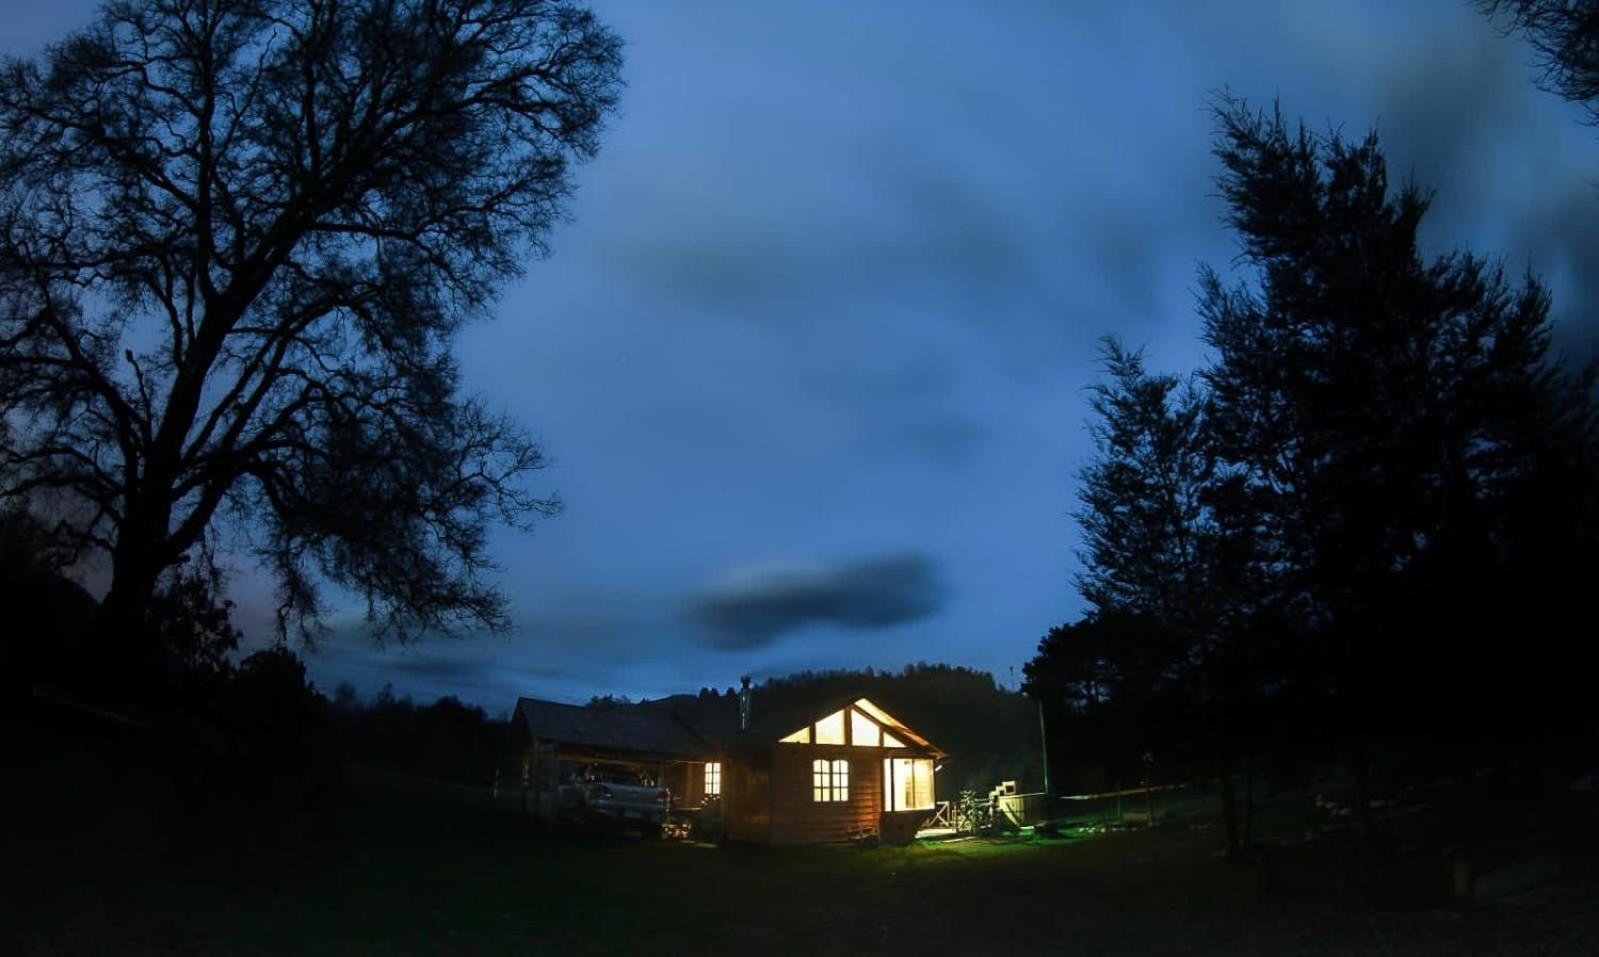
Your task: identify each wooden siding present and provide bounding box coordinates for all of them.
[723,758,771,843]
[520,741,561,820]
[767,744,881,845]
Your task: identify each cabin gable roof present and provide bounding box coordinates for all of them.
[658,690,944,757]
[771,695,944,756]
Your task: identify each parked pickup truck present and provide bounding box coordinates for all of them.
[559,764,672,837]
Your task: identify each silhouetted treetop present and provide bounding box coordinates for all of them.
[0,0,624,661]
[1202,97,1591,619]
[1076,338,1225,631]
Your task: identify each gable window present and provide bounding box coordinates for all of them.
[850,709,880,747]
[811,758,849,802]
[814,709,846,745]
[779,700,929,750]
[704,762,721,798]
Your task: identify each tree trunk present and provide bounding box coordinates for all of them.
[1243,745,1255,847]
[1218,754,1241,856]
[93,510,172,705]
[1352,748,1374,845]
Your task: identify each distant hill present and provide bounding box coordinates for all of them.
[1,540,98,696]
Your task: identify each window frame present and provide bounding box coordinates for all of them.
[811,757,850,802]
[883,757,935,811]
[814,709,846,745]
[703,761,721,798]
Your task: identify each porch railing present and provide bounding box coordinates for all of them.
[924,800,956,830]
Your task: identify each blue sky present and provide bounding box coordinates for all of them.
[7,1,1598,710]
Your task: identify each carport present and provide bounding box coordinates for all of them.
[508,697,716,820]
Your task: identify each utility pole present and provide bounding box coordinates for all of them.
[1037,697,1052,799]
[1143,752,1155,829]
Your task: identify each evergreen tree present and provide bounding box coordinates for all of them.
[1199,98,1599,814]
[1070,337,1260,849]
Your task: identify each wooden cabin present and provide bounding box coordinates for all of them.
[508,690,945,845]
[716,695,946,845]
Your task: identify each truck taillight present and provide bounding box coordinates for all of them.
[657,789,671,801]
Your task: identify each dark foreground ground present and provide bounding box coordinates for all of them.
[5,728,1596,955]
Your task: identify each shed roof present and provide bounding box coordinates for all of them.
[514,697,712,760]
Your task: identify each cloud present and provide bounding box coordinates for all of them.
[688,552,946,650]
[263,584,677,707]
[1514,181,1599,363]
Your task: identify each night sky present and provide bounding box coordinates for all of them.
[6,1,1597,710]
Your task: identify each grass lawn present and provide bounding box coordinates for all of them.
[8,747,1597,955]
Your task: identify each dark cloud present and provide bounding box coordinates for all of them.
[585,165,1035,319]
[1345,6,1599,362]
[1373,22,1523,197]
[384,655,520,682]
[270,593,660,707]
[877,414,993,468]
[689,553,946,650]
[1515,182,1599,363]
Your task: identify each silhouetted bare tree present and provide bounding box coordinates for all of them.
[1481,1,1599,123]
[0,0,623,670]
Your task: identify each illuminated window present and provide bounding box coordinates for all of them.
[850,709,880,747]
[854,698,898,726]
[779,726,811,744]
[882,758,935,811]
[703,762,721,797]
[853,698,929,748]
[882,731,906,748]
[812,758,849,802]
[814,709,846,745]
